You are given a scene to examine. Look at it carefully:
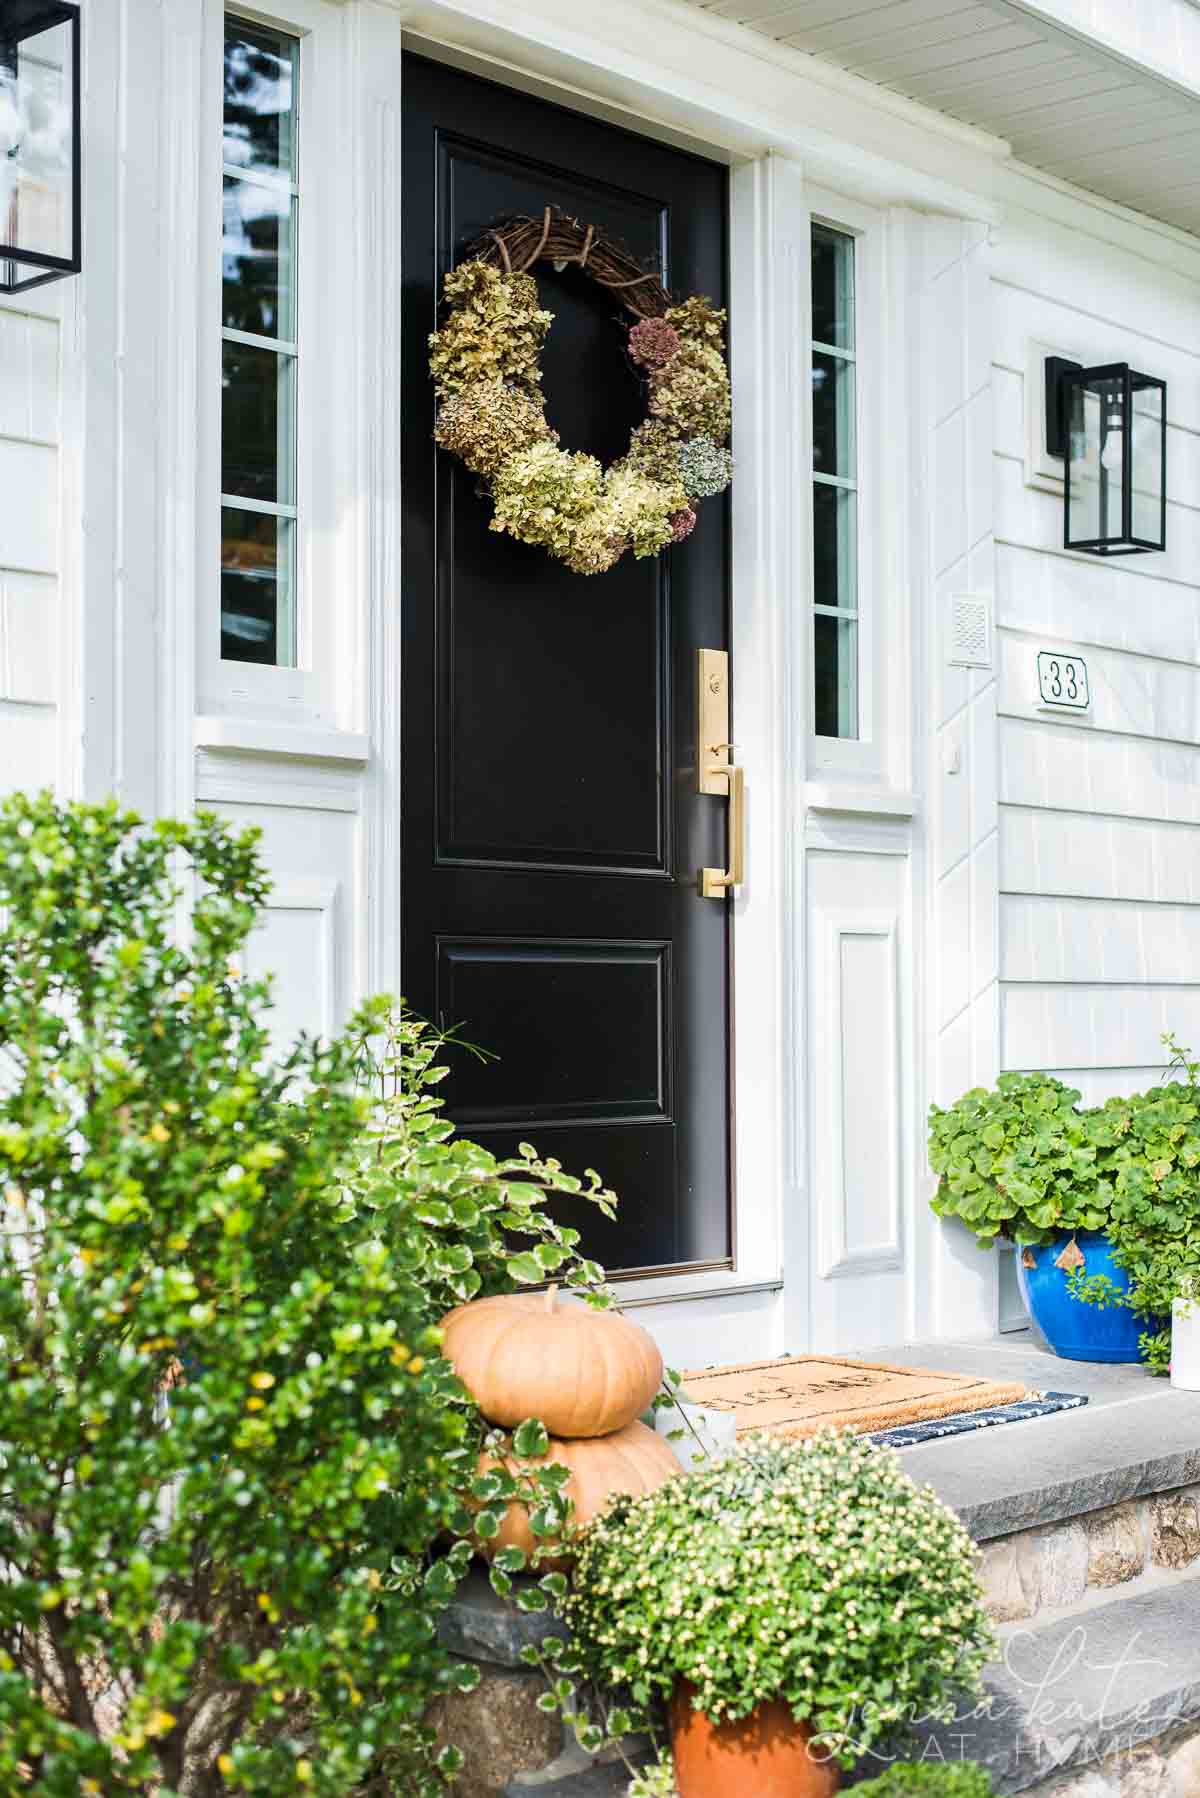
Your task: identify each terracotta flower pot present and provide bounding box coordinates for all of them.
[670,1681,840,1798]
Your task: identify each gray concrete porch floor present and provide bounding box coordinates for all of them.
[865,1329,1200,1539]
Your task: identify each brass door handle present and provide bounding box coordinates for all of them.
[701,762,745,899]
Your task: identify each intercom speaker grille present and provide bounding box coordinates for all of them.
[949,596,991,669]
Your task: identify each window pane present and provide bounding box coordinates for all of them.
[813,482,857,615]
[1131,379,1164,545]
[223,25,297,179]
[221,339,295,505]
[223,175,295,339]
[0,21,75,264]
[812,352,855,479]
[814,614,858,740]
[1068,379,1124,546]
[221,508,293,665]
[812,224,854,351]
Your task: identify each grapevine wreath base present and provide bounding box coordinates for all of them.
[428,208,733,576]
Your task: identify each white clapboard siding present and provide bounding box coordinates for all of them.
[995,539,1200,665]
[1002,892,1200,985]
[991,138,1200,1077]
[1001,712,1200,824]
[0,299,61,796]
[1001,806,1200,905]
[1004,985,1200,1073]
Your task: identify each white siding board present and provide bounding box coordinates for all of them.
[1001,806,1200,904]
[1059,1068,1172,1102]
[991,234,1200,376]
[0,704,56,796]
[994,539,1200,664]
[0,441,58,578]
[1004,984,1200,1073]
[1001,715,1200,825]
[0,573,57,706]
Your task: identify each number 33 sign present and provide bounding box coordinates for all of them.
[1037,650,1090,712]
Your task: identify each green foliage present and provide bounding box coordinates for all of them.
[625,1753,678,1796]
[1064,1034,1200,1370]
[339,1005,615,1318]
[853,1763,994,1796]
[539,1432,995,1771]
[0,793,617,1794]
[928,1073,1109,1246]
[931,1040,1200,1370]
[335,1003,620,1597]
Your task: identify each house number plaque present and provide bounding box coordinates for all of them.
[1036,650,1090,712]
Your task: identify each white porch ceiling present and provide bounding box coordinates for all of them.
[680,0,1200,234]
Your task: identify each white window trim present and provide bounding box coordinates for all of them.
[199,0,360,731]
[805,184,889,785]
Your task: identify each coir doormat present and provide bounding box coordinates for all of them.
[679,1355,1030,1440]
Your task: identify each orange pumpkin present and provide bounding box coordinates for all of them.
[440,1286,663,1438]
[476,1419,681,1569]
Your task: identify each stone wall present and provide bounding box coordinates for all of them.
[1025,1726,1200,1798]
[432,1570,647,1797]
[977,1484,1200,1624]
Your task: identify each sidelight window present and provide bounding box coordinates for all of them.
[811,222,859,740]
[220,19,300,667]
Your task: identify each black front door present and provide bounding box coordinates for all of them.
[401,54,731,1276]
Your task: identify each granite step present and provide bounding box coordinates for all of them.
[911,1572,1200,1793]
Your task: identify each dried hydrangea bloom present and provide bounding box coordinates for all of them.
[669,506,697,543]
[565,518,626,576]
[650,343,732,440]
[434,379,555,477]
[429,262,553,396]
[628,317,681,371]
[490,440,607,561]
[678,436,733,499]
[619,418,685,487]
[665,294,727,350]
[602,464,684,560]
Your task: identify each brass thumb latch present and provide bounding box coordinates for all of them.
[697,648,745,900]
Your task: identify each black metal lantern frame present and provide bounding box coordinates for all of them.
[1,0,81,295]
[1046,356,1167,556]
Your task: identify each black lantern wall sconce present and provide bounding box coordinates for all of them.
[1046,355,1166,556]
[1,0,81,294]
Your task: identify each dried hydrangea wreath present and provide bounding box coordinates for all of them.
[429,208,733,576]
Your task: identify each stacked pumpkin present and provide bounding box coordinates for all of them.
[440,1286,680,1566]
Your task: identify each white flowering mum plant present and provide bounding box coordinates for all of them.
[530,1431,995,1774]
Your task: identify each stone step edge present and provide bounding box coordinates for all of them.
[912,1571,1200,1793]
[938,1403,1200,1545]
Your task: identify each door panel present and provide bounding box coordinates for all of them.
[401,55,731,1275]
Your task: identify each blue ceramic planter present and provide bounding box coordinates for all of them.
[1015,1230,1146,1363]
